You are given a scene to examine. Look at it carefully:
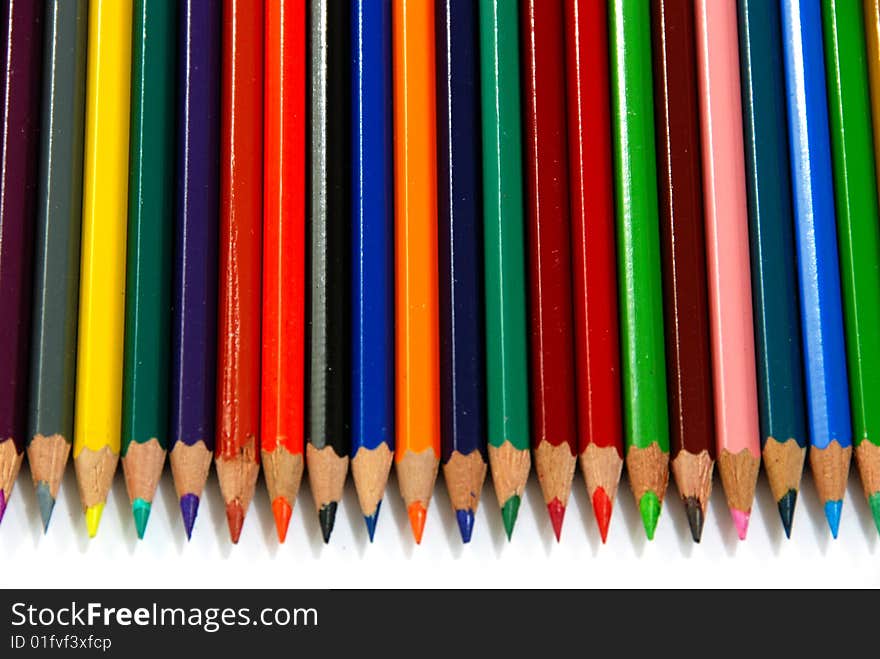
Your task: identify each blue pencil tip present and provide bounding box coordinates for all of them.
[36,482,56,533]
[456,509,475,544]
[824,500,843,539]
[363,500,382,542]
[179,494,200,541]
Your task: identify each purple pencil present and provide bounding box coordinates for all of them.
[0,0,43,525]
[169,0,220,539]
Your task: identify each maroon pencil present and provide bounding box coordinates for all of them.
[521,0,578,541]
[0,0,44,524]
[650,0,716,542]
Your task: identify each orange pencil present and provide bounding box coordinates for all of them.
[262,0,305,544]
[393,0,440,544]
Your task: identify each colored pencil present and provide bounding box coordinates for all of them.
[263,0,306,544]
[650,0,715,543]
[393,0,441,544]
[737,0,808,537]
[436,0,487,545]
[694,0,761,540]
[351,0,394,542]
[217,0,263,544]
[308,0,351,544]
[562,0,624,544]
[170,0,220,540]
[864,0,880,192]
[822,0,880,536]
[121,0,175,541]
[780,0,853,538]
[521,0,578,542]
[74,0,133,538]
[609,0,671,540]
[477,0,531,540]
[0,0,42,526]
[27,0,86,532]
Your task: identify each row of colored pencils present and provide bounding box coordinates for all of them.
[1,0,879,545]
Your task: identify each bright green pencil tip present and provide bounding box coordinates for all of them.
[85,503,104,538]
[869,493,880,537]
[132,499,152,540]
[501,495,521,540]
[639,492,661,540]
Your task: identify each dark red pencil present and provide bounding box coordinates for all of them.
[563,0,624,543]
[521,0,578,541]
[650,0,716,542]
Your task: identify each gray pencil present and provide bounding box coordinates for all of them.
[26,0,89,533]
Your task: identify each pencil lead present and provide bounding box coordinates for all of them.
[407,502,427,544]
[179,493,199,540]
[731,508,750,540]
[319,502,337,544]
[777,489,797,539]
[272,497,292,543]
[0,489,6,526]
[226,500,245,544]
[363,500,381,542]
[591,487,613,543]
[501,495,520,540]
[85,503,104,538]
[455,509,475,544]
[869,493,880,537]
[547,497,566,541]
[824,499,842,539]
[684,497,704,543]
[132,498,152,540]
[638,491,661,540]
[36,482,55,533]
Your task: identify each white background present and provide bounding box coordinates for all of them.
[1,460,878,588]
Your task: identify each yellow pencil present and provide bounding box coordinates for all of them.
[73,0,133,538]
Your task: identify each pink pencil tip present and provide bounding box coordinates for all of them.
[731,508,750,540]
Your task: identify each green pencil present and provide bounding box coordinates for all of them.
[121,0,176,539]
[821,0,880,535]
[478,0,531,540]
[609,0,670,540]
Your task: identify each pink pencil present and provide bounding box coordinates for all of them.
[694,0,761,540]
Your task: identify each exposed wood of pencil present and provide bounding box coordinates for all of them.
[670,448,713,511]
[262,446,303,513]
[762,436,806,503]
[27,434,71,501]
[534,442,577,508]
[856,440,880,500]
[397,449,440,510]
[488,442,531,507]
[169,440,213,499]
[810,442,853,506]
[306,444,349,510]
[626,443,669,503]
[351,443,393,518]
[215,439,260,514]
[74,446,118,510]
[717,448,761,514]
[579,443,624,504]
[0,442,23,504]
[121,438,165,504]
[443,450,488,514]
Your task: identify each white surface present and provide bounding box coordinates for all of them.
[1,461,878,588]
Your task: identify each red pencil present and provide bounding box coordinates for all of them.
[521,0,578,541]
[262,0,305,544]
[217,0,263,544]
[563,0,624,543]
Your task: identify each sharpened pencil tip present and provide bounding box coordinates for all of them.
[547,498,566,541]
[226,500,245,544]
[407,502,427,544]
[179,494,200,540]
[591,487,613,543]
[363,500,381,542]
[456,509,475,543]
[0,489,6,526]
[85,503,104,538]
[869,493,880,537]
[35,482,55,533]
[132,499,152,540]
[731,508,750,540]
[501,495,520,540]
[319,502,338,544]
[777,489,797,538]
[684,497,704,543]
[272,497,292,543]
[824,500,842,539]
[639,492,661,540]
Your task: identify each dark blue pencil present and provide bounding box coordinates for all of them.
[350,0,394,542]
[737,0,808,538]
[169,0,221,540]
[436,0,487,544]
[779,0,852,538]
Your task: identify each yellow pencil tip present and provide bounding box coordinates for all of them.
[85,503,105,538]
